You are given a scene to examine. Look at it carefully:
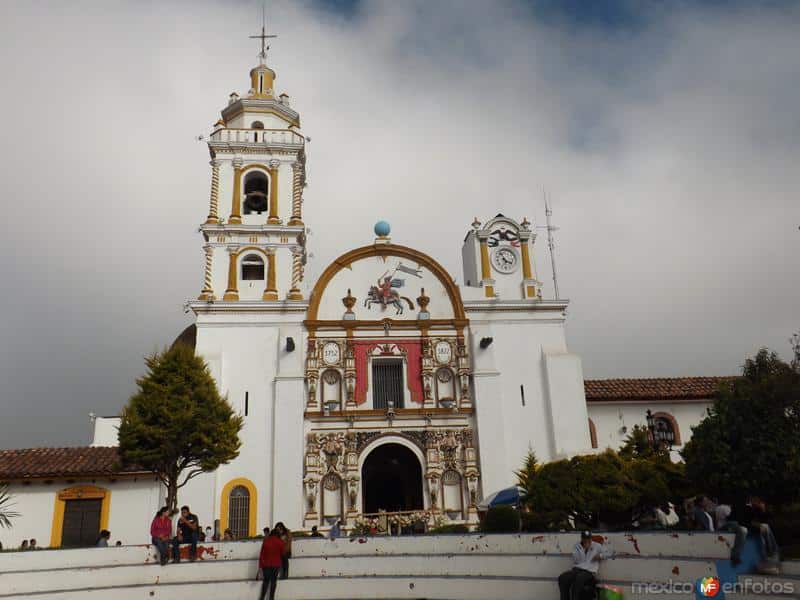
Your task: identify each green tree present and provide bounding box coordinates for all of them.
[0,484,20,528]
[619,425,668,461]
[682,347,800,506]
[514,450,538,492]
[526,451,639,529]
[118,344,243,513]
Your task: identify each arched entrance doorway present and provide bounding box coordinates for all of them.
[361,443,424,513]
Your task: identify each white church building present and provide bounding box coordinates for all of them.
[0,48,730,550]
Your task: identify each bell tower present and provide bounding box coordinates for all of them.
[196,26,307,303]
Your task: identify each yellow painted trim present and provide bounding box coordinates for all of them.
[229,166,243,224]
[521,240,536,298]
[479,239,491,281]
[224,250,240,301]
[267,167,279,224]
[521,241,533,280]
[50,485,111,548]
[220,478,258,537]
[221,105,300,129]
[479,239,495,298]
[263,251,278,300]
[307,243,467,321]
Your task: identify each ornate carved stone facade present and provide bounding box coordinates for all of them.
[303,427,480,525]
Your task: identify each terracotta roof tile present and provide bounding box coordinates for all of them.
[584,376,736,402]
[0,447,146,480]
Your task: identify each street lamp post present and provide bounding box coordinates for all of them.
[646,409,674,452]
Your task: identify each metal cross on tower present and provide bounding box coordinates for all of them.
[249,2,277,64]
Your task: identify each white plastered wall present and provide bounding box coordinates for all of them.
[2,478,162,548]
[587,400,712,461]
[468,306,590,496]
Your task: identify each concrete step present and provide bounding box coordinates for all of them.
[0,575,701,600]
[0,553,724,596]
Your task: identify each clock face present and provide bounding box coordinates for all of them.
[322,342,341,365]
[491,247,518,274]
[434,341,452,365]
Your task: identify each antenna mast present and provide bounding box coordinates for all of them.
[249,0,277,65]
[544,192,561,300]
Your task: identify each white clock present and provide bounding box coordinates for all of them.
[434,341,452,365]
[322,342,341,365]
[491,247,519,274]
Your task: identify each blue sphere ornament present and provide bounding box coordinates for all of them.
[374,220,391,237]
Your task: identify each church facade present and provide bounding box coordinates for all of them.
[0,52,728,549]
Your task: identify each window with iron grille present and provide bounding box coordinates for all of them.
[372,359,404,409]
[228,485,250,538]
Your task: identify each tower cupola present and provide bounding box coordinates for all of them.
[249,63,276,99]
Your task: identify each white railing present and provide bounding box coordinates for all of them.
[209,128,304,146]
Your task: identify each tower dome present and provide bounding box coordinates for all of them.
[249,63,276,99]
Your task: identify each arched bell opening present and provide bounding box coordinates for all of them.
[361,443,423,514]
[243,171,269,215]
[241,254,265,281]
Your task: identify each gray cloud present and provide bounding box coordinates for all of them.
[0,0,798,448]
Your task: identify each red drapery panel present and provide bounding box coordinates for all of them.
[352,340,423,406]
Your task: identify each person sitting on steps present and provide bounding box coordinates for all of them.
[558,530,611,600]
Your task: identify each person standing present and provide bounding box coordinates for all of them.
[274,522,292,579]
[96,530,111,547]
[150,506,172,565]
[693,496,715,531]
[557,531,611,600]
[257,529,285,600]
[328,521,342,540]
[172,505,199,562]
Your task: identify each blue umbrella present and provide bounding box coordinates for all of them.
[477,486,527,510]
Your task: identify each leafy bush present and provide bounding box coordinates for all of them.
[521,510,569,532]
[525,451,639,529]
[480,506,520,533]
[430,523,470,534]
[771,503,800,559]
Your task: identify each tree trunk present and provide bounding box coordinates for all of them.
[166,473,179,515]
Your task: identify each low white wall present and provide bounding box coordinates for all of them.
[0,532,744,600]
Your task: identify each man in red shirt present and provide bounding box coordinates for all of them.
[258,529,285,600]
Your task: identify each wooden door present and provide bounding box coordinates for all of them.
[61,499,102,547]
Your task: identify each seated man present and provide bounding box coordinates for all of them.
[171,505,199,562]
[558,531,610,600]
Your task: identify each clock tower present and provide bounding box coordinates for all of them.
[461,214,540,299]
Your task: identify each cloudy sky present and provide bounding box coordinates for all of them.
[0,0,798,449]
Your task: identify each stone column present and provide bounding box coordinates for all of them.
[520,231,537,299]
[287,246,304,300]
[267,159,280,224]
[262,248,278,300]
[478,235,495,297]
[204,159,220,224]
[229,158,243,224]
[197,244,216,300]
[288,160,304,226]
[223,246,240,301]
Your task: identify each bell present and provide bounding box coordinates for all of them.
[244,190,268,213]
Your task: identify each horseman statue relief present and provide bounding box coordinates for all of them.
[364,264,419,315]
